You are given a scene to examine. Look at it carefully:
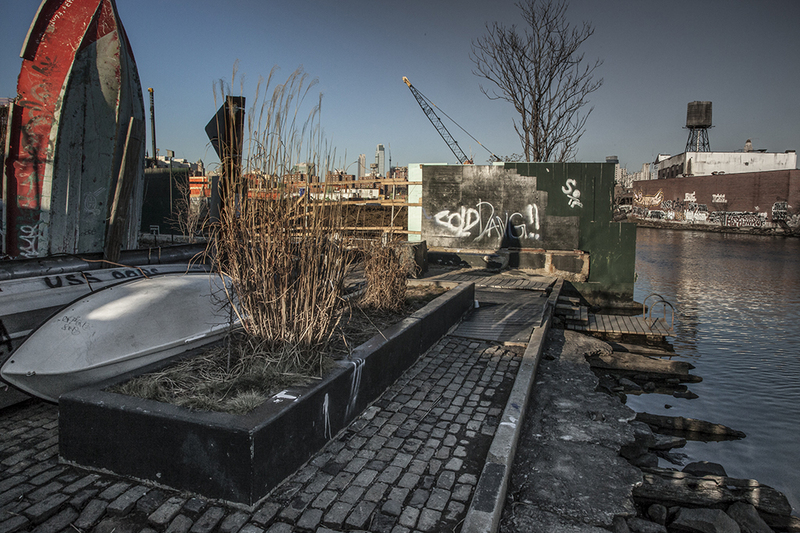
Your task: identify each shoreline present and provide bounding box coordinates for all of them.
[623,217,800,238]
[502,327,799,532]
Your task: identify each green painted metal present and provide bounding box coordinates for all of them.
[140,167,188,235]
[507,162,636,303]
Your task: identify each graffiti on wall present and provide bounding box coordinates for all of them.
[83,187,106,217]
[633,189,664,208]
[706,211,766,227]
[18,221,46,258]
[772,202,788,222]
[561,179,583,208]
[346,358,365,419]
[433,201,541,243]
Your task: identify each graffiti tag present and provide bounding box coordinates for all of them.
[58,315,90,335]
[433,201,540,242]
[561,179,583,208]
[633,189,664,208]
[83,188,106,216]
[41,267,162,290]
[18,221,46,258]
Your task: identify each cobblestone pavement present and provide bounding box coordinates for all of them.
[1,334,523,533]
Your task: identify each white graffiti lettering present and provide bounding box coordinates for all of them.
[685,191,696,202]
[346,359,365,419]
[712,194,727,203]
[433,201,541,242]
[433,206,480,237]
[83,187,106,216]
[561,179,583,208]
[323,393,332,439]
[19,222,46,258]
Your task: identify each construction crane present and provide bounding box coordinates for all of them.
[403,76,500,165]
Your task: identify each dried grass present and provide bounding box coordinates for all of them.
[114,285,447,414]
[358,238,415,312]
[207,66,352,377]
[113,332,329,414]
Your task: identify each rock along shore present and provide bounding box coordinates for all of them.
[501,328,799,533]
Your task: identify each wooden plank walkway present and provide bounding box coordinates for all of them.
[567,313,672,337]
[453,288,548,345]
[426,269,555,292]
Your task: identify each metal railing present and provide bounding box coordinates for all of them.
[642,293,675,331]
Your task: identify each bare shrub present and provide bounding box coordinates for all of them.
[359,237,413,312]
[169,175,208,242]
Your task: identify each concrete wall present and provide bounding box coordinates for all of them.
[410,163,636,304]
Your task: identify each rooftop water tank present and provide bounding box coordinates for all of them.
[686,101,712,128]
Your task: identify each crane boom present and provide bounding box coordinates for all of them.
[403,77,473,164]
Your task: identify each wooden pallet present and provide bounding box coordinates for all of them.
[567,313,672,337]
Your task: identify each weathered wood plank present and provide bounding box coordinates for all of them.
[634,467,792,517]
[104,117,144,264]
[587,352,700,382]
[635,412,745,438]
[609,342,677,357]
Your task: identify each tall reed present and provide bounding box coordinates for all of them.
[208,67,352,376]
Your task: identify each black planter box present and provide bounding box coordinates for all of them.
[58,281,474,505]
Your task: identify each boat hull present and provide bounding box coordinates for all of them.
[0,263,209,358]
[1,273,238,402]
[2,0,144,258]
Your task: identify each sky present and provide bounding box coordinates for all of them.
[2,0,799,172]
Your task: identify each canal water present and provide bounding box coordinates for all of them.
[628,227,800,514]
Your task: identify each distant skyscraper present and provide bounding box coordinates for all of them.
[375,144,385,177]
[358,154,366,179]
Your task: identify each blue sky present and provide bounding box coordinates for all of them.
[2,0,799,172]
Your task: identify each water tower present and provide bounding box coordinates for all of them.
[685,101,712,152]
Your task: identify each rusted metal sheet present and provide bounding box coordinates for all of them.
[2,0,144,258]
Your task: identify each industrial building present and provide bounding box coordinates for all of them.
[655,149,797,180]
[628,101,799,229]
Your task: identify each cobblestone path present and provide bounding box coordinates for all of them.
[1,335,522,533]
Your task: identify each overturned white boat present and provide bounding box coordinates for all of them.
[0,263,208,354]
[1,273,239,402]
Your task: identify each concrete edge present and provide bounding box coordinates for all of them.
[461,278,564,533]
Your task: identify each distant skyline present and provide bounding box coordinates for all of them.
[2,0,799,172]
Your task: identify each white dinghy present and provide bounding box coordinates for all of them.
[0,263,208,353]
[1,273,239,402]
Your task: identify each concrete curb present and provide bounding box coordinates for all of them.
[461,279,564,533]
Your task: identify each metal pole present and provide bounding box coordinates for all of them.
[148,88,156,165]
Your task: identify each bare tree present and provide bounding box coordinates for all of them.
[471,0,603,162]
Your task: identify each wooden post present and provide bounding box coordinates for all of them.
[104,117,145,264]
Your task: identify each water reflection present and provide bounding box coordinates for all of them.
[629,227,800,514]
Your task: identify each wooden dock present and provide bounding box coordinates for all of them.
[556,295,673,338]
[567,313,672,337]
